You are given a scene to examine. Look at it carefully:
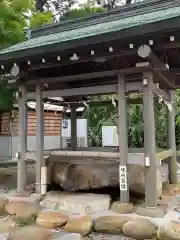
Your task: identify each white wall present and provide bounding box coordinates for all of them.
[11,136,61,154]
[0,136,11,160]
[0,119,88,160]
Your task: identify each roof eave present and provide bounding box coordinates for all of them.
[0,17,180,63]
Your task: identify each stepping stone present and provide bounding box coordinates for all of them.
[123,218,157,239]
[41,191,111,215]
[94,215,132,234]
[64,216,93,236]
[36,211,68,228]
[8,225,54,240]
[5,201,40,219]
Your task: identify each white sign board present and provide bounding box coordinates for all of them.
[119,165,127,191]
[102,126,118,146]
[61,119,88,147]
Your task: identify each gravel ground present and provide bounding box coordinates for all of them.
[88,233,132,239]
[0,164,36,191]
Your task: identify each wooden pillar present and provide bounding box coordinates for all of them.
[17,82,27,192]
[168,90,177,184]
[143,72,157,207]
[71,104,77,149]
[118,73,129,203]
[36,83,44,194]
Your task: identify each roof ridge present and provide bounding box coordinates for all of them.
[31,0,180,38]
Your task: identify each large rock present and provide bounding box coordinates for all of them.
[64,216,93,236]
[51,162,117,190]
[8,226,54,240]
[36,211,68,228]
[5,201,40,218]
[49,161,164,197]
[157,221,180,240]
[122,219,157,239]
[94,216,132,234]
[40,191,110,215]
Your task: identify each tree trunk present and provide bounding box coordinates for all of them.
[36,0,45,11]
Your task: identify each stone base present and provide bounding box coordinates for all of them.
[111,202,134,214]
[135,206,165,218]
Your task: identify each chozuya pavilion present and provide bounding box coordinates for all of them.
[0,0,180,208]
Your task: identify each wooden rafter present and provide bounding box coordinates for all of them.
[26,41,180,72]
[138,45,175,88]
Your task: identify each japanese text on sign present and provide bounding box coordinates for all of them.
[119,165,127,191]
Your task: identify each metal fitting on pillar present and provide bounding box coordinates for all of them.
[143,78,148,86]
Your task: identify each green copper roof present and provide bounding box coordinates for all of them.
[1,1,180,58]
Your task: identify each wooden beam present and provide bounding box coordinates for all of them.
[168,90,177,184]
[17,82,27,192]
[25,66,150,85]
[26,82,144,99]
[87,99,142,105]
[143,71,157,207]
[42,98,142,107]
[118,73,129,203]
[35,83,44,194]
[152,82,170,102]
[153,70,175,89]
[156,149,173,162]
[138,45,174,88]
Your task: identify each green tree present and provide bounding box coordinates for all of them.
[62,5,104,20]
[0,0,53,111]
[96,0,143,10]
[35,0,76,21]
[83,93,179,148]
